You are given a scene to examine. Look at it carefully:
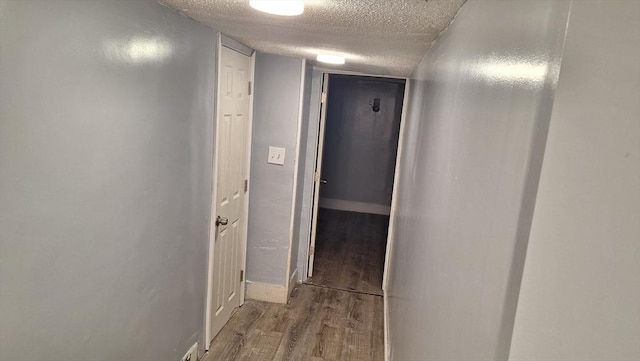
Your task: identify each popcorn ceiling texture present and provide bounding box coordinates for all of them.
[159,0,466,76]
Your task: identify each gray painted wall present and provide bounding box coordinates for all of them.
[0,1,217,360]
[246,53,303,286]
[321,76,404,207]
[509,1,640,360]
[385,0,570,359]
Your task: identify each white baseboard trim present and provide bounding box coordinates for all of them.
[384,292,391,361]
[246,281,288,304]
[319,198,391,215]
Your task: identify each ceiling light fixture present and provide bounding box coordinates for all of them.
[249,0,304,16]
[317,53,345,65]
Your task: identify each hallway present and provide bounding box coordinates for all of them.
[1,1,638,360]
[203,284,384,361]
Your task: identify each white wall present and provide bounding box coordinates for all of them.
[246,53,303,291]
[385,0,571,359]
[509,1,640,360]
[0,1,217,359]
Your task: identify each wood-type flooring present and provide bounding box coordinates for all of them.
[203,209,388,361]
[309,208,388,296]
[202,284,384,361]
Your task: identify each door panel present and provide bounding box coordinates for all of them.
[209,46,251,342]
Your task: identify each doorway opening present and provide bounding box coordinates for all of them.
[306,74,406,296]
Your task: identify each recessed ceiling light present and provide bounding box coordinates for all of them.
[317,53,346,65]
[249,0,304,16]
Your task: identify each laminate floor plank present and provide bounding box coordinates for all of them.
[207,301,269,360]
[371,296,386,360]
[236,330,281,361]
[272,288,322,361]
[309,209,388,295]
[203,284,383,361]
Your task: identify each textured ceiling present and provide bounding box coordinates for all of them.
[159,0,466,76]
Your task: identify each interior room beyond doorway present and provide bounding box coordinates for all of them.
[307,74,405,296]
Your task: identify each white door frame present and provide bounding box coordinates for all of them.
[382,80,410,361]
[307,73,330,277]
[305,71,409,284]
[204,33,255,349]
[240,44,256,308]
[382,80,410,292]
[312,67,407,80]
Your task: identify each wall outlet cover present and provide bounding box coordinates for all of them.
[180,342,198,361]
[268,146,286,165]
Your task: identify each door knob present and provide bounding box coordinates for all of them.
[216,216,228,226]
[320,179,328,184]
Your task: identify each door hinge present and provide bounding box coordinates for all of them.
[240,270,244,282]
[248,81,252,96]
[310,246,315,256]
[244,179,248,193]
[321,92,326,104]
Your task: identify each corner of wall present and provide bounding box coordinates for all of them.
[288,268,300,294]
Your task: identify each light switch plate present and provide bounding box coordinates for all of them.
[268,146,286,165]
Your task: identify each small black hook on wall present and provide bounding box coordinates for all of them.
[372,98,381,113]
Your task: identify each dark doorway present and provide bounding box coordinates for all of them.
[308,74,405,296]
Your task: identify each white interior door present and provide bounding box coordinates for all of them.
[308,73,330,277]
[209,46,251,342]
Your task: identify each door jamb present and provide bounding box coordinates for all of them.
[284,59,309,295]
[382,80,410,361]
[382,80,410,292]
[312,67,407,80]
[240,49,256,306]
[204,33,255,350]
[203,32,222,350]
[306,72,330,278]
